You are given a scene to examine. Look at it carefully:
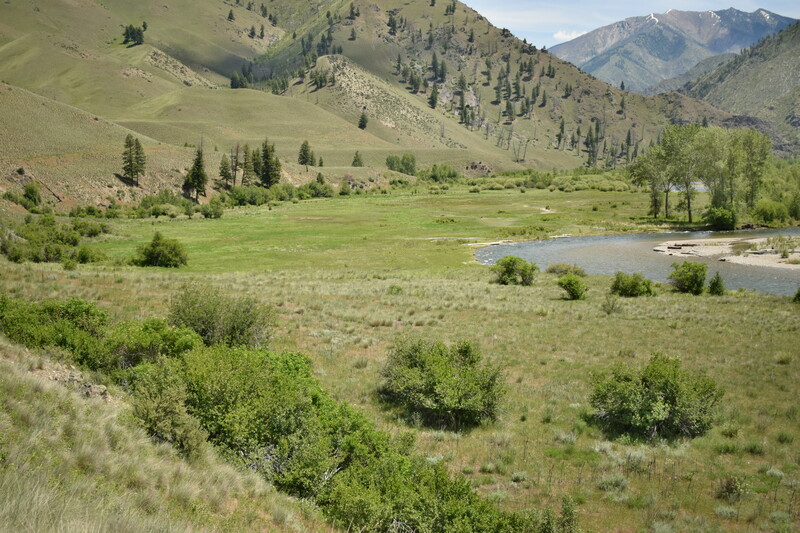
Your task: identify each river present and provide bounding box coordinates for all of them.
[475,227,800,296]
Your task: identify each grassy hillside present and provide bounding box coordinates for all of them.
[0,337,334,532]
[682,22,800,152]
[0,0,734,206]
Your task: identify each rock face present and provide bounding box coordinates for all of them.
[551,8,796,93]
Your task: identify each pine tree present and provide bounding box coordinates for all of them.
[219,153,232,187]
[260,139,281,187]
[429,83,439,108]
[298,140,312,166]
[352,151,364,167]
[227,9,235,21]
[122,134,136,180]
[241,145,254,185]
[358,112,368,129]
[185,147,208,200]
[133,138,146,186]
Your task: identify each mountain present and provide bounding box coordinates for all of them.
[643,53,736,94]
[680,21,800,153]
[550,8,796,93]
[0,0,732,204]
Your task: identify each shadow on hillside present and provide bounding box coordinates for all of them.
[114,173,138,187]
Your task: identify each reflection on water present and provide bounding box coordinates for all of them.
[475,228,800,296]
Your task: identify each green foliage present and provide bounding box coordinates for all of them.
[167,283,275,348]
[101,318,201,372]
[0,214,107,264]
[0,296,106,364]
[424,164,460,182]
[590,353,723,440]
[358,111,368,129]
[199,197,224,219]
[708,272,726,296]
[558,273,587,300]
[132,232,188,268]
[492,256,539,286]
[351,151,363,167]
[129,357,208,458]
[794,287,800,303]
[22,182,41,206]
[133,189,194,218]
[379,337,504,429]
[546,263,587,277]
[668,261,707,295]
[184,148,208,200]
[339,180,352,196]
[754,199,789,224]
[610,272,655,297]
[702,207,737,230]
[386,153,417,176]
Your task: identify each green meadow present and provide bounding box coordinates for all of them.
[2,186,798,532]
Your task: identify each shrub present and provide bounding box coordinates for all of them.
[668,261,706,295]
[492,256,539,286]
[590,353,723,440]
[546,263,586,277]
[379,337,504,429]
[708,272,726,295]
[610,272,655,297]
[754,199,788,224]
[168,283,275,347]
[199,197,224,219]
[558,274,587,300]
[132,232,188,267]
[794,287,800,303]
[702,207,737,230]
[716,476,747,503]
[129,357,208,459]
[100,318,202,372]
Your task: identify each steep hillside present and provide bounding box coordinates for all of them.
[551,8,795,93]
[643,53,735,94]
[0,0,735,205]
[681,21,800,152]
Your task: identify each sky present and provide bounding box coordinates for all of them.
[462,1,800,48]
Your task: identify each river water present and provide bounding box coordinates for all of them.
[475,227,800,296]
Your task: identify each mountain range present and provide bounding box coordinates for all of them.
[550,8,796,93]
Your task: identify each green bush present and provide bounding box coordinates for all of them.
[492,256,539,286]
[668,261,707,295]
[702,207,737,230]
[754,199,789,224]
[168,284,275,347]
[610,272,655,297]
[590,353,723,440]
[546,263,587,277]
[132,232,188,267]
[708,272,726,295]
[379,337,504,429]
[129,357,208,459]
[794,287,800,303]
[199,197,224,219]
[100,318,202,372]
[0,296,107,364]
[557,273,587,300]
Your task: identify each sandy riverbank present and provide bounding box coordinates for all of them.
[654,236,800,270]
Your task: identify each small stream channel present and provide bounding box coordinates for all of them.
[475,227,800,296]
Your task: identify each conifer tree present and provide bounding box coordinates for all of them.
[228,9,235,21]
[219,153,232,187]
[133,138,146,186]
[122,134,136,180]
[352,151,364,167]
[358,112,368,129]
[429,83,439,108]
[260,139,281,187]
[241,144,254,185]
[184,147,208,201]
[298,140,312,166]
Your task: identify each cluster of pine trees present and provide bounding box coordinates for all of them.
[217,140,282,189]
[122,23,146,46]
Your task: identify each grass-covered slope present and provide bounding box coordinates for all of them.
[0,337,334,533]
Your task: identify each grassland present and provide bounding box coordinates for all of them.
[1,186,798,532]
[0,337,334,532]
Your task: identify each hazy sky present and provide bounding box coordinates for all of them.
[462,1,800,48]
